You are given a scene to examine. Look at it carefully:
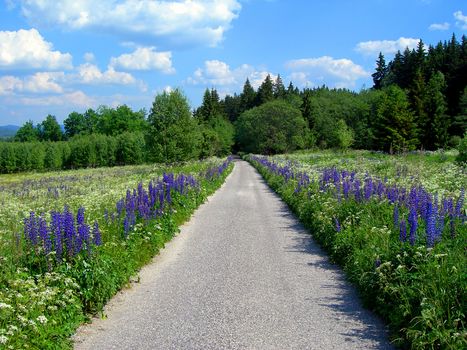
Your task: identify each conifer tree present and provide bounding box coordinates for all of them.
[372,52,387,90]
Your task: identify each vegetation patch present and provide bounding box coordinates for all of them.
[247,151,466,349]
[0,157,233,349]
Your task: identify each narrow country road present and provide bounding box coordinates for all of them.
[73,160,393,350]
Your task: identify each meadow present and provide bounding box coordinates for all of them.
[0,157,233,349]
[247,150,466,349]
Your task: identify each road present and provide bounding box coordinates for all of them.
[73,159,392,350]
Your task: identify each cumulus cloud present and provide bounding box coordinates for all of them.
[83,52,95,62]
[355,37,420,56]
[285,56,369,89]
[0,28,72,70]
[19,91,95,107]
[187,60,273,89]
[0,72,64,95]
[75,63,136,85]
[454,10,467,30]
[110,47,175,74]
[429,22,450,31]
[18,0,241,47]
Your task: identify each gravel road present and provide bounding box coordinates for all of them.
[73,160,393,350]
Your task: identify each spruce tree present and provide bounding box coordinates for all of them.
[240,78,256,111]
[257,74,274,105]
[372,52,387,90]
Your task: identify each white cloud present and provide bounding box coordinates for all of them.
[429,22,450,31]
[0,29,72,70]
[355,37,420,56]
[187,60,273,89]
[19,91,95,107]
[83,52,95,62]
[285,56,369,89]
[0,72,64,95]
[18,0,241,47]
[110,47,175,74]
[454,10,467,30]
[75,63,136,85]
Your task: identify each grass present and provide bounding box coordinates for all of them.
[0,157,233,349]
[247,150,466,349]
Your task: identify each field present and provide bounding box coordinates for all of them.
[247,150,466,349]
[0,157,233,349]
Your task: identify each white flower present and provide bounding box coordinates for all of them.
[0,335,8,344]
[0,303,12,310]
[37,315,48,324]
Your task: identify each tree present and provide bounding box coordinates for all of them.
[236,100,308,154]
[425,71,449,149]
[334,119,354,150]
[240,78,256,112]
[372,52,388,90]
[39,115,63,141]
[146,89,201,163]
[64,112,87,138]
[300,89,314,128]
[15,120,39,142]
[273,74,286,99]
[374,86,418,152]
[256,74,274,105]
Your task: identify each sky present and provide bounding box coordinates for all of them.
[0,0,466,126]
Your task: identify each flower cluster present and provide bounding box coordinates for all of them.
[23,206,101,261]
[251,155,465,247]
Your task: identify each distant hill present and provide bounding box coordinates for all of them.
[0,125,19,138]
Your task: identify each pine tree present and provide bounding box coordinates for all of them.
[257,74,274,105]
[425,71,449,149]
[240,78,256,112]
[372,52,387,90]
[273,74,286,99]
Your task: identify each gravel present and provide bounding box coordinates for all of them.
[73,159,393,350]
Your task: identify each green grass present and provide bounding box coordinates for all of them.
[247,150,466,349]
[0,157,233,349]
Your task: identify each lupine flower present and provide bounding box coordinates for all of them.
[92,221,102,246]
[426,202,437,247]
[408,206,417,246]
[399,220,407,242]
[335,217,341,232]
[393,205,399,228]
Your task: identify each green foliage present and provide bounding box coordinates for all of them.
[248,151,466,349]
[38,115,63,142]
[146,89,201,163]
[456,132,467,164]
[236,99,308,154]
[14,121,39,142]
[334,119,354,150]
[374,86,418,152]
[0,158,233,348]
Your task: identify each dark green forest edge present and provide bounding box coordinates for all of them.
[1,34,466,173]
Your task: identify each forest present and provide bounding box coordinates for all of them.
[1,33,466,173]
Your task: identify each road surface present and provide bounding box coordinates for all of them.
[73,160,392,350]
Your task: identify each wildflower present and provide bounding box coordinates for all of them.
[334,218,341,232]
[37,315,48,324]
[92,221,102,246]
[399,220,407,242]
[0,335,8,345]
[393,205,399,228]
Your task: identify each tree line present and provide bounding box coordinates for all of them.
[2,33,465,173]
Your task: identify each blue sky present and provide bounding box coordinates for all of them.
[0,0,466,125]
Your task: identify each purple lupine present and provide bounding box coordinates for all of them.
[50,211,62,260]
[116,199,124,217]
[335,217,341,232]
[123,216,130,237]
[399,220,407,242]
[92,221,102,246]
[426,202,436,247]
[24,211,38,246]
[63,206,75,257]
[38,215,51,255]
[408,206,418,246]
[393,205,399,228]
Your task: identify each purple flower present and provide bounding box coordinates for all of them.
[399,220,407,242]
[408,206,418,246]
[393,205,399,228]
[92,221,102,246]
[335,217,341,232]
